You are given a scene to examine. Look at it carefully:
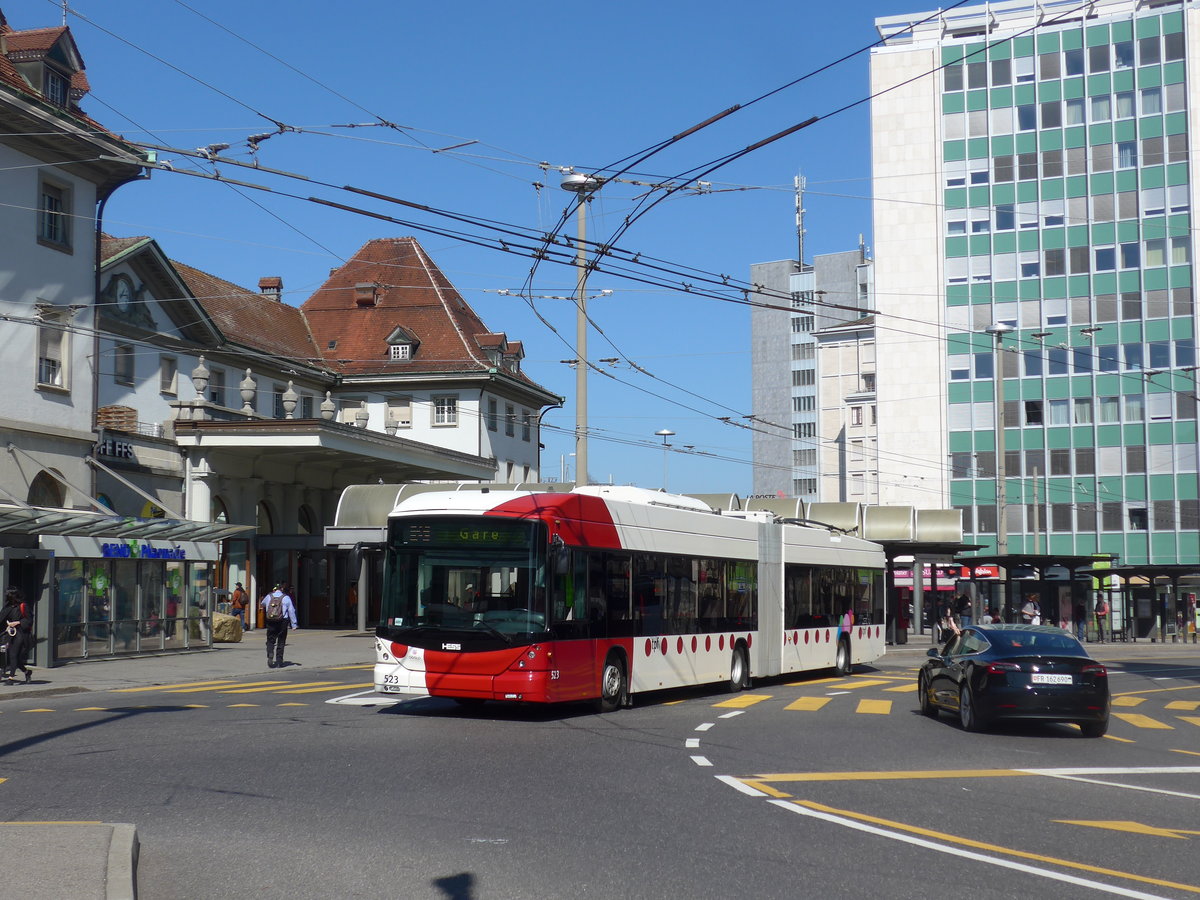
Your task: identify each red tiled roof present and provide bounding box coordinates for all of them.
[173,261,325,365]
[4,25,68,54]
[302,237,513,377]
[100,233,150,262]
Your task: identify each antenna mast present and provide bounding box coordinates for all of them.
[794,173,806,267]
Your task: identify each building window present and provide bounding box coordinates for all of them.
[43,67,68,106]
[521,409,531,442]
[487,398,498,431]
[114,344,135,385]
[1024,400,1043,425]
[433,396,458,426]
[387,398,412,429]
[208,368,226,407]
[37,179,71,250]
[850,406,863,426]
[794,422,816,439]
[160,356,177,394]
[793,315,814,333]
[389,343,411,361]
[793,478,817,495]
[37,314,67,389]
[273,384,286,418]
[301,394,314,418]
[861,373,876,393]
[505,403,515,437]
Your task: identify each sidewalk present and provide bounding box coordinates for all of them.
[0,628,376,900]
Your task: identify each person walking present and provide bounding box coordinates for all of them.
[260,584,297,668]
[230,582,249,631]
[955,592,973,629]
[1,587,34,685]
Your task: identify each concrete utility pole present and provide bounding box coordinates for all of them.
[560,173,600,484]
[986,323,1014,556]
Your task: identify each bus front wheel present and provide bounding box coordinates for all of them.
[597,653,627,713]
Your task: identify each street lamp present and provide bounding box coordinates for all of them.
[656,429,675,492]
[561,172,602,485]
[985,323,1014,556]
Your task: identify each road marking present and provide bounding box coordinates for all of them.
[325,689,403,706]
[1181,717,1200,727]
[785,697,831,711]
[1172,749,1200,758]
[836,679,891,691]
[277,702,307,707]
[694,722,714,732]
[777,799,1197,899]
[783,676,846,687]
[685,738,700,749]
[1112,696,1146,708]
[328,664,374,670]
[883,683,917,693]
[111,680,238,693]
[73,707,108,711]
[1166,701,1200,711]
[1057,820,1200,839]
[856,699,891,715]
[1104,735,1136,743]
[714,775,766,797]
[1114,684,1200,697]
[220,681,340,694]
[753,769,1029,783]
[226,703,258,708]
[1113,713,1173,730]
[690,756,712,767]
[21,709,54,713]
[163,681,286,694]
[718,710,745,719]
[277,682,373,694]
[713,693,772,709]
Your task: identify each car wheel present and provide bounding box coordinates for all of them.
[959,683,982,732]
[597,653,626,713]
[918,671,937,717]
[1080,717,1108,738]
[728,646,749,693]
[835,638,851,676]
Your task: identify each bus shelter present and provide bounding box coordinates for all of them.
[1078,564,1200,644]
[954,554,1116,642]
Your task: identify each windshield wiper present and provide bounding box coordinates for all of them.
[472,619,513,646]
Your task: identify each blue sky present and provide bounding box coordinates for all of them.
[31,0,932,494]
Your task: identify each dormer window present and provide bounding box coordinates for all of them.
[43,67,68,107]
[389,343,411,361]
[385,326,418,361]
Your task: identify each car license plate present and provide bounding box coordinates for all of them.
[1032,673,1073,685]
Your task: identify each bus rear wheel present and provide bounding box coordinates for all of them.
[597,653,626,713]
[835,638,851,676]
[728,646,749,693]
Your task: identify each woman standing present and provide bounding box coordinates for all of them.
[1,587,34,685]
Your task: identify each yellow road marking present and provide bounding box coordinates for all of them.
[329,664,374,670]
[277,702,307,707]
[274,681,372,696]
[1179,717,1200,727]
[220,681,339,694]
[835,679,891,691]
[1058,819,1200,839]
[1114,684,1200,697]
[713,694,772,709]
[1111,696,1145,707]
[73,707,108,711]
[1113,712,1173,730]
[795,800,1200,896]
[785,697,831,711]
[111,680,238,693]
[783,677,846,687]
[227,703,258,708]
[851,673,904,681]
[753,769,1029,783]
[1172,749,1200,757]
[883,683,917,693]
[1103,734,1136,743]
[856,699,891,715]
[164,681,286,694]
[20,709,54,713]
[1166,700,1200,711]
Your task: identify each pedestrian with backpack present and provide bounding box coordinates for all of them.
[260,584,297,668]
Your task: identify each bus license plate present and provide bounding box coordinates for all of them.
[1031,673,1073,684]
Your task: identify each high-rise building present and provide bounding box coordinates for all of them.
[750,249,873,500]
[871,0,1199,565]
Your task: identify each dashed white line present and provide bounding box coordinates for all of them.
[691,756,713,767]
[719,710,745,719]
[715,775,766,797]
[695,722,714,732]
[685,738,700,749]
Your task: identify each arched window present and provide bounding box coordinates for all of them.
[256,501,274,535]
[297,505,315,536]
[28,471,65,508]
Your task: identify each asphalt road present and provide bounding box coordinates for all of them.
[1,653,1197,899]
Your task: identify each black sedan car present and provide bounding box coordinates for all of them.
[918,624,1110,736]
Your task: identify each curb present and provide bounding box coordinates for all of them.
[106,824,139,900]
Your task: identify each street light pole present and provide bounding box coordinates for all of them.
[656,429,675,491]
[985,323,1014,556]
[560,172,600,485]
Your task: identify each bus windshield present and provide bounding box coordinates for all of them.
[381,517,548,637]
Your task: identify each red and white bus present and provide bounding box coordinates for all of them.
[374,485,886,710]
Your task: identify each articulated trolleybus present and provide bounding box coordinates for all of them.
[374,485,886,710]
